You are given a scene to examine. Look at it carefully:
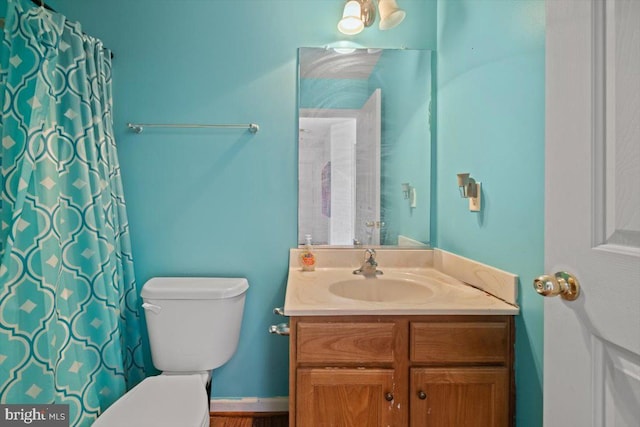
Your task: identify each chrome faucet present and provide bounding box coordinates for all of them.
[353,248,383,276]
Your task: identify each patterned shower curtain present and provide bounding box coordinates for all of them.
[0,1,145,425]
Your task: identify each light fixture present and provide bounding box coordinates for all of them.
[326,40,364,54]
[401,183,417,208]
[401,182,411,199]
[378,0,406,30]
[457,173,481,212]
[338,1,366,35]
[337,0,405,35]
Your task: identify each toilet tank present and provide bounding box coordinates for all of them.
[141,277,249,372]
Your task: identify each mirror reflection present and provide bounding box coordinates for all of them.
[298,47,432,246]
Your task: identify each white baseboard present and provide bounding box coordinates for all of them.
[210,396,289,413]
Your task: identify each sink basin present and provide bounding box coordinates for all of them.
[329,277,434,302]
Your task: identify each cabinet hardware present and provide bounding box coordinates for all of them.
[385,392,394,401]
[268,323,290,336]
[418,391,427,400]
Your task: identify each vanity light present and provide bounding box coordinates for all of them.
[337,0,405,35]
[326,40,363,54]
[457,173,481,212]
[378,0,406,30]
[338,1,367,35]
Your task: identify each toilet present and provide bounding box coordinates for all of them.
[93,277,249,427]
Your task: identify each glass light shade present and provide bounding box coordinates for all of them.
[327,40,363,54]
[378,0,406,30]
[338,1,364,35]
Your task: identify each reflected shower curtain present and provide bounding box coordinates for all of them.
[0,1,145,426]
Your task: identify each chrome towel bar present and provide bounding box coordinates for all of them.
[127,122,259,134]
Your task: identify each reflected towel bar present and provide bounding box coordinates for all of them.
[127,123,260,134]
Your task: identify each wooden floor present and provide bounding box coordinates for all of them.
[210,412,288,427]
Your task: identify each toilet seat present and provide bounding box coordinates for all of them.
[93,374,209,427]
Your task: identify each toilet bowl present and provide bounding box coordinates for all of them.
[92,374,210,427]
[93,277,249,427]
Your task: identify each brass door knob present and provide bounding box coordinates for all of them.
[533,271,580,301]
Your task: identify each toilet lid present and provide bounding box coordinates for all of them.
[93,375,209,427]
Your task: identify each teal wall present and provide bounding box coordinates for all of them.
[372,50,432,245]
[436,1,545,427]
[45,0,437,399]
[2,1,546,424]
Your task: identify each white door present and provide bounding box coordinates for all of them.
[544,1,640,426]
[329,119,357,245]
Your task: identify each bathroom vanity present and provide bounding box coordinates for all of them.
[291,314,512,426]
[282,248,518,427]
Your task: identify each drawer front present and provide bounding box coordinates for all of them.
[297,322,396,364]
[411,321,509,364]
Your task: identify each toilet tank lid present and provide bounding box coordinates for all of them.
[141,277,249,300]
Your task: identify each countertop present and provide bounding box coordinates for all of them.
[283,249,519,316]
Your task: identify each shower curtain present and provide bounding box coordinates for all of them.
[0,1,145,426]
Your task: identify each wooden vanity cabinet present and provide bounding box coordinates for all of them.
[296,368,397,426]
[409,319,512,427]
[290,319,406,426]
[289,315,514,427]
[410,367,509,427]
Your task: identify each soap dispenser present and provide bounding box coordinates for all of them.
[300,234,316,271]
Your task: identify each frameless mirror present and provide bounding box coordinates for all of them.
[298,47,432,246]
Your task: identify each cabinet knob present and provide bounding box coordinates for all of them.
[417,391,427,400]
[384,392,394,401]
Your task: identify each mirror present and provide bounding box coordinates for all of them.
[298,47,432,246]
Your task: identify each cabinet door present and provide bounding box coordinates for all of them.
[410,367,509,427]
[297,368,398,427]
